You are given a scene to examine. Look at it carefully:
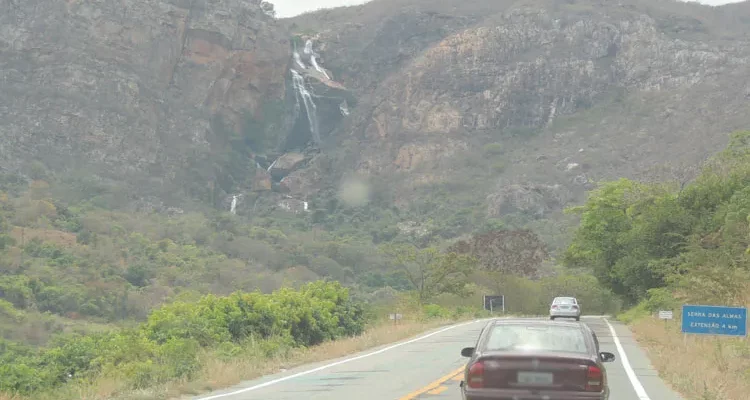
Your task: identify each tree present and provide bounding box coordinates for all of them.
[448,230,548,278]
[381,244,477,303]
[260,1,276,18]
[637,159,705,193]
[562,179,694,303]
[0,196,14,250]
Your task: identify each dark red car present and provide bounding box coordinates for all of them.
[459,318,615,400]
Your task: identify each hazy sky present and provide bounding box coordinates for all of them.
[273,0,747,18]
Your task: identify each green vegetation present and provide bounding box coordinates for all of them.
[564,131,750,312]
[0,162,622,398]
[3,0,749,398]
[482,143,504,156]
[477,271,621,316]
[562,131,750,400]
[381,244,477,302]
[0,281,364,395]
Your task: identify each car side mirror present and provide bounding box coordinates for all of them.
[461,347,475,357]
[600,352,615,362]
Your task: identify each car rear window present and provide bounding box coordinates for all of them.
[484,324,589,354]
[553,297,576,304]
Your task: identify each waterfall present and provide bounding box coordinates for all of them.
[290,69,321,145]
[267,157,279,172]
[293,51,306,70]
[310,55,331,80]
[339,100,350,116]
[230,195,238,214]
[304,39,331,80]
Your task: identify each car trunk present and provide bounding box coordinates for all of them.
[553,303,578,312]
[476,351,597,391]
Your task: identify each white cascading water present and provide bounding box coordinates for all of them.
[267,157,279,172]
[290,69,321,145]
[293,51,306,70]
[304,39,331,80]
[339,100,350,116]
[230,195,238,214]
[310,55,330,80]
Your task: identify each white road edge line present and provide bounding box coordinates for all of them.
[604,318,651,400]
[195,318,488,400]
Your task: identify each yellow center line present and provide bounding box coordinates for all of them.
[426,386,448,395]
[398,365,465,400]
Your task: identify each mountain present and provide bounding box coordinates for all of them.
[286,0,750,245]
[2,1,750,396]
[0,0,292,208]
[3,0,750,247]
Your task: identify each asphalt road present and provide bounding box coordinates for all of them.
[192,316,684,400]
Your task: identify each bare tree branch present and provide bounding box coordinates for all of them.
[448,229,548,278]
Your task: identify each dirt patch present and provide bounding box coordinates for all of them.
[9,226,78,247]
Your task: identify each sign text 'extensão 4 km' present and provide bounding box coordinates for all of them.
[681,304,747,337]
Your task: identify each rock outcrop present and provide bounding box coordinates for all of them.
[290,0,750,216]
[5,0,750,227]
[486,182,572,219]
[268,152,306,179]
[0,0,289,202]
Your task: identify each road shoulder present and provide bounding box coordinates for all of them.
[605,318,684,400]
[190,319,489,400]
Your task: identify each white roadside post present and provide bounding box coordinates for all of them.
[658,310,673,330]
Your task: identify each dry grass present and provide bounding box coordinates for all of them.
[168,318,456,399]
[9,226,78,247]
[15,316,467,400]
[630,312,750,400]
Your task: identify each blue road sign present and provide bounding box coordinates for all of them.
[681,305,747,337]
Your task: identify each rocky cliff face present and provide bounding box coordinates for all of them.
[0,0,290,205]
[289,0,750,218]
[4,0,750,237]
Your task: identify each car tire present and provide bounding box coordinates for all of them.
[575,316,580,321]
[550,316,555,320]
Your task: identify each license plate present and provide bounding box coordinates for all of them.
[517,371,554,385]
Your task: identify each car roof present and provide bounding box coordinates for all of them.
[552,296,577,302]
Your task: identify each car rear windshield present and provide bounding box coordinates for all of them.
[553,297,576,304]
[483,324,589,354]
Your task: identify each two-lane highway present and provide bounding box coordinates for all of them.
[192,317,684,400]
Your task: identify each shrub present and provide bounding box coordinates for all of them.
[0,280,369,395]
[423,304,451,319]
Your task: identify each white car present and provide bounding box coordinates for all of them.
[549,296,581,321]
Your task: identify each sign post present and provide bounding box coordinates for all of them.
[658,310,673,328]
[389,313,403,325]
[681,305,747,338]
[483,295,505,314]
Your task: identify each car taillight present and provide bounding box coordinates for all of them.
[551,305,559,309]
[572,305,579,309]
[467,361,485,388]
[585,365,603,391]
